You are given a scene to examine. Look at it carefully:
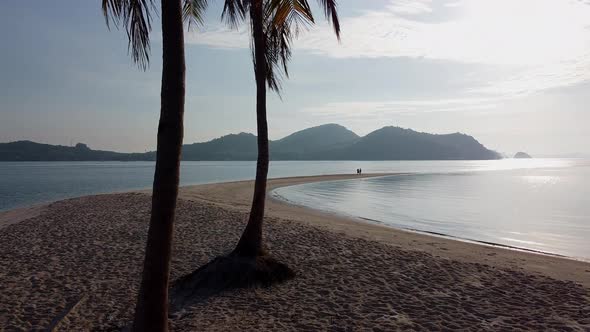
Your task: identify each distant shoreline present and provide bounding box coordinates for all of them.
[0,124,502,161]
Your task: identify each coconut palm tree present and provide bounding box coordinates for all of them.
[169,0,341,310]
[227,0,340,257]
[102,0,207,330]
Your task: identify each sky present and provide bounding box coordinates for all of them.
[1,0,589,156]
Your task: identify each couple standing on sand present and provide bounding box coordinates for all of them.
[356,168,362,175]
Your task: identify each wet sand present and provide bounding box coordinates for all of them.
[0,174,589,330]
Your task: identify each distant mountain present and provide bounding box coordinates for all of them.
[181,124,360,161]
[271,124,360,160]
[310,126,500,160]
[514,152,532,159]
[0,124,501,161]
[182,132,257,160]
[0,141,154,161]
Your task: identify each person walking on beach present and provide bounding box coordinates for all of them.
[359,168,362,175]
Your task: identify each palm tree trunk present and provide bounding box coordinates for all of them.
[233,0,268,257]
[132,0,185,330]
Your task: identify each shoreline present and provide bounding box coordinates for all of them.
[2,173,589,330]
[270,186,580,263]
[172,173,590,287]
[268,175,589,263]
[0,203,47,230]
[2,173,589,287]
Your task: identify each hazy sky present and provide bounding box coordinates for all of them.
[1,0,589,155]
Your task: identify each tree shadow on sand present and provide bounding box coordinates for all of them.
[169,254,294,312]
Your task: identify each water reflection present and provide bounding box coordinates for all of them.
[273,160,590,260]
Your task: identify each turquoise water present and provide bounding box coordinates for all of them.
[272,159,590,260]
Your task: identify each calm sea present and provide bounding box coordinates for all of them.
[0,159,546,212]
[273,159,590,260]
[2,159,588,259]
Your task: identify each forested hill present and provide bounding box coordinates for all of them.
[0,141,154,161]
[0,124,501,161]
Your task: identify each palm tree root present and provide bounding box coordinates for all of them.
[170,254,295,312]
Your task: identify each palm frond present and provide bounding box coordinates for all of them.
[102,0,155,70]
[264,7,296,93]
[316,0,340,39]
[229,0,340,93]
[183,0,209,29]
[262,0,317,93]
[267,34,291,92]
[222,0,247,28]
[269,0,314,31]
[102,0,123,28]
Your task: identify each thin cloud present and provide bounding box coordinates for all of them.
[471,55,590,96]
[186,0,590,110]
[387,0,433,15]
[187,0,590,64]
[300,97,503,119]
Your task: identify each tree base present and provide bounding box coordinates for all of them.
[170,254,295,311]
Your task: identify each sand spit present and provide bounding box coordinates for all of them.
[178,174,590,288]
[0,175,588,330]
[0,204,45,230]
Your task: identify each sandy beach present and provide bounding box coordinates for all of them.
[1,174,589,330]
